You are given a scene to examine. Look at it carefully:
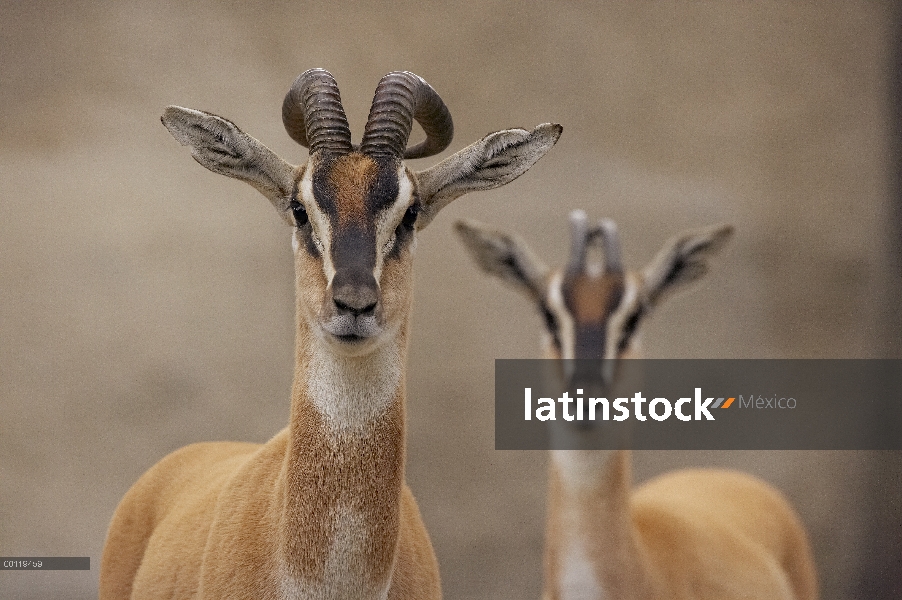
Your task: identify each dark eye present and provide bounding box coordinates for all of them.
[402,204,419,228]
[289,200,308,227]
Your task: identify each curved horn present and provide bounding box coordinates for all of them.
[281,69,353,155]
[597,218,624,273]
[566,210,590,277]
[359,71,454,160]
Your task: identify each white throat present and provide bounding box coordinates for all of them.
[304,340,402,435]
[550,450,620,600]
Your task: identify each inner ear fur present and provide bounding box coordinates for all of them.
[641,223,734,307]
[454,219,549,303]
[161,106,298,218]
[413,123,562,229]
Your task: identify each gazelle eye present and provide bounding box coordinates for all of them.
[289,200,308,227]
[402,204,419,228]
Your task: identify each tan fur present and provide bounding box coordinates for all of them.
[100,316,440,600]
[454,218,818,600]
[548,261,818,599]
[545,262,820,600]
[281,389,404,582]
[543,451,818,600]
[328,153,378,227]
[100,169,440,600]
[108,103,561,598]
[564,272,624,324]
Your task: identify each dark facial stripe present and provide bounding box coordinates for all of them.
[617,305,645,353]
[540,303,563,352]
[311,154,401,227]
[310,153,408,271]
[330,223,378,283]
[365,157,401,217]
[574,323,608,360]
[385,213,416,259]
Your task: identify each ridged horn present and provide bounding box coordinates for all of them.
[566,210,590,277]
[282,69,353,155]
[597,218,624,273]
[359,71,454,159]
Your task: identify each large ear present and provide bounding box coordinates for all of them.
[414,123,562,229]
[454,219,549,303]
[641,224,734,307]
[161,106,297,214]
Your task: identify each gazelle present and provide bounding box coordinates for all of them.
[99,69,561,600]
[455,213,818,600]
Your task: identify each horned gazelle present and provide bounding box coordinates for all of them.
[99,69,561,599]
[455,213,818,600]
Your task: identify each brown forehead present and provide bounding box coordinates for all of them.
[563,272,625,324]
[326,153,379,227]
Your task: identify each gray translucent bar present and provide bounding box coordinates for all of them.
[495,359,902,450]
[0,557,90,570]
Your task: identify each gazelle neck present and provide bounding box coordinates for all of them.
[545,450,658,600]
[279,310,410,599]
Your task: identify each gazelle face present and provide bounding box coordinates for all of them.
[291,154,419,353]
[456,213,733,386]
[544,265,634,362]
[161,69,562,356]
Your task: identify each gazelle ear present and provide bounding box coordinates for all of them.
[413,123,562,229]
[454,219,549,303]
[161,106,298,215]
[641,224,734,308]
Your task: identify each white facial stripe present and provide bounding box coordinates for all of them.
[546,271,642,362]
[299,165,334,282]
[546,271,576,360]
[605,272,640,359]
[297,164,414,287]
[372,166,415,281]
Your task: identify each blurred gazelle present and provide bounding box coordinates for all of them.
[455,213,818,600]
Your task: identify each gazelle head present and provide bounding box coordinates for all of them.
[162,69,561,356]
[455,212,733,384]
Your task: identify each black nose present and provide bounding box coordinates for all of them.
[332,269,378,317]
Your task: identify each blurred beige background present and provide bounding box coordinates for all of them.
[1,1,899,598]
